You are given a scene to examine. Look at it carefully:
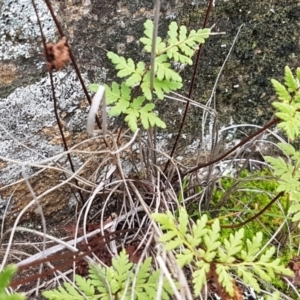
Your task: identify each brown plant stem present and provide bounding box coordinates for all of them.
[181,117,279,178]
[10,228,136,288]
[164,0,215,173]
[220,191,284,229]
[43,0,104,133]
[32,0,84,204]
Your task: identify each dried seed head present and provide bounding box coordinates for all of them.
[43,36,70,71]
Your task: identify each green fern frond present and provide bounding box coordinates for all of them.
[237,266,261,292]
[277,142,300,159]
[140,19,166,53]
[166,23,210,64]
[176,248,193,267]
[219,228,243,263]
[140,19,210,63]
[152,208,293,297]
[105,82,131,116]
[240,232,263,262]
[0,265,25,300]
[90,19,210,132]
[107,52,136,78]
[112,250,133,288]
[153,77,183,100]
[42,284,87,300]
[264,140,300,226]
[271,79,291,103]
[271,67,300,140]
[43,250,174,300]
[216,264,234,296]
[139,103,166,130]
[155,55,182,82]
[193,261,210,295]
[284,65,299,92]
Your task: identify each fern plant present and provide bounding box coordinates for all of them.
[271,66,300,140]
[152,208,293,298]
[264,66,300,227]
[42,250,174,300]
[89,20,210,132]
[0,265,25,300]
[265,142,300,224]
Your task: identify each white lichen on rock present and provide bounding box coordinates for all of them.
[0,70,89,185]
[0,0,57,60]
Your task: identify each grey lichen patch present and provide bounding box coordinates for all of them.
[0,0,57,60]
[0,65,108,223]
[0,70,90,185]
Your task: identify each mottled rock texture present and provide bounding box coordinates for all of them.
[0,0,299,224]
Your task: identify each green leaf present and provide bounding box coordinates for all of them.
[271,79,291,102]
[159,230,179,243]
[153,78,183,100]
[112,250,133,288]
[218,229,243,263]
[167,22,179,45]
[165,238,184,251]
[152,211,176,230]
[179,25,188,42]
[277,142,298,158]
[0,293,26,300]
[203,219,220,262]
[297,67,300,82]
[109,98,130,116]
[107,52,136,78]
[125,108,139,132]
[140,19,154,52]
[105,82,121,104]
[272,102,296,116]
[75,275,95,297]
[0,265,18,291]
[107,82,131,116]
[237,266,261,292]
[43,283,85,300]
[193,261,210,295]
[140,20,165,53]
[165,25,210,64]
[241,232,263,262]
[89,83,100,93]
[284,65,298,92]
[294,91,300,103]
[126,61,146,86]
[178,207,189,235]
[155,56,182,82]
[252,265,272,282]
[265,155,292,175]
[0,265,25,300]
[135,257,151,284]
[140,105,166,130]
[216,264,234,296]
[190,215,208,247]
[259,247,275,263]
[176,249,193,267]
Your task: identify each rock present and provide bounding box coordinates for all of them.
[0,0,299,225]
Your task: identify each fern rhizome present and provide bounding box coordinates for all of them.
[90,19,210,132]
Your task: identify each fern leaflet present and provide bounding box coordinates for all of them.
[152,208,293,297]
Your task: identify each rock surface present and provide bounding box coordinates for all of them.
[0,0,299,223]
